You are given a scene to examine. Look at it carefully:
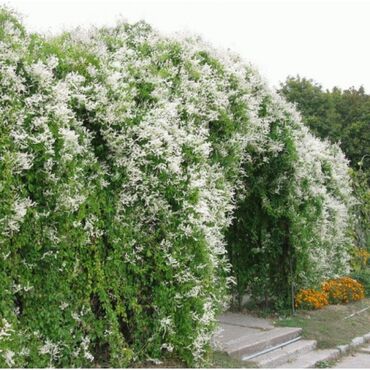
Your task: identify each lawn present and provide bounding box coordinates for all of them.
[277,298,370,349]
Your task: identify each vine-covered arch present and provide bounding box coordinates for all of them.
[0,8,353,367]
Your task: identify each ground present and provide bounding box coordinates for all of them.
[334,345,370,368]
[135,298,370,368]
[278,298,370,349]
[208,352,257,368]
[209,298,370,368]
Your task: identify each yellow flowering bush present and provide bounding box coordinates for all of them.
[322,277,365,304]
[295,289,329,310]
[296,277,365,310]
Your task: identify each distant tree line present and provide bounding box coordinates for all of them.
[279,76,370,177]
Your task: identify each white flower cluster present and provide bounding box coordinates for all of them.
[292,127,353,282]
[39,339,61,366]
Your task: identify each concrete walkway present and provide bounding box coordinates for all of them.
[334,344,370,368]
[214,312,340,368]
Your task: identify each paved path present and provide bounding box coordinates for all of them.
[334,344,370,368]
[213,312,275,350]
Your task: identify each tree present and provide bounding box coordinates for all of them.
[279,76,370,176]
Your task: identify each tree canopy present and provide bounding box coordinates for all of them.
[279,76,370,176]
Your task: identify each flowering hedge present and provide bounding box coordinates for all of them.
[226,88,354,309]
[0,8,354,367]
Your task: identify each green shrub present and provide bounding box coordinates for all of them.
[351,270,370,297]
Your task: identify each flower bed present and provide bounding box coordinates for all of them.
[295,277,365,310]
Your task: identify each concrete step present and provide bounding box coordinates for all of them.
[225,326,302,359]
[249,339,317,368]
[218,312,274,330]
[358,344,370,354]
[277,348,340,368]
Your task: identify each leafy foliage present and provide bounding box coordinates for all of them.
[350,269,370,297]
[350,166,370,252]
[226,92,353,310]
[0,8,354,367]
[279,75,370,265]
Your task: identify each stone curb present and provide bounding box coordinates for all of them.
[336,331,370,356]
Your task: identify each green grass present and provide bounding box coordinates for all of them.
[278,298,370,349]
[208,351,257,368]
[315,359,339,368]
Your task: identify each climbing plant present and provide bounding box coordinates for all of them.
[0,8,354,367]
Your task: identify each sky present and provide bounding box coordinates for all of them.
[1,0,370,91]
